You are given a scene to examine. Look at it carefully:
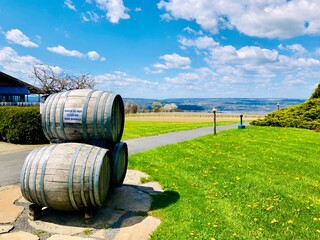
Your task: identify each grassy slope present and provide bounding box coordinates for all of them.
[129,126,320,240]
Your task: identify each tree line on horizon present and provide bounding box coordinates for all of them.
[125,100,183,114]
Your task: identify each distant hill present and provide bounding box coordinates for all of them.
[251,83,320,130]
[123,98,305,113]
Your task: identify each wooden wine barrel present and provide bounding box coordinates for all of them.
[42,89,124,144]
[20,143,111,211]
[111,141,128,188]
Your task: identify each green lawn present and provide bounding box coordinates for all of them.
[122,120,237,140]
[128,126,320,240]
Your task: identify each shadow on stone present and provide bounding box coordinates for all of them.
[150,191,180,211]
[26,184,163,234]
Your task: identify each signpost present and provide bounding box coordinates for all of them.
[212,107,217,135]
[238,114,245,129]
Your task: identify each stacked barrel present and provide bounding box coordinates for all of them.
[20,89,128,211]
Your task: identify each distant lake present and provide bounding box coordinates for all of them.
[28,95,306,114]
[124,98,306,113]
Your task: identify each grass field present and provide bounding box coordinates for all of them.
[122,111,263,139]
[126,112,264,122]
[122,120,238,140]
[128,126,320,239]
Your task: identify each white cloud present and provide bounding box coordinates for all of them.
[182,26,203,35]
[278,44,307,55]
[158,0,320,39]
[34,64,64,75]
[94,0,130,23]
[150,53,191,73]
[179,36,219,49]
[282,78,306,86]
[207,45,279,65]
[0,46,41,78]
[64,0,77,11]
[5,29,38,48]
[81,11,100,22]
[95,71,160,97]
[47,46,106,61]
[87,51,106,61]
[47,45,84,58]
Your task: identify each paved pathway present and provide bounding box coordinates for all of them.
[0,123,242,187]
[126,123,240,154]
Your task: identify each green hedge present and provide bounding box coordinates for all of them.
[251,99,320,131]
[0,106,48,144]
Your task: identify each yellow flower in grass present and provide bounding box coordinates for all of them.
[236,176,241,181]
[316,230,320,234]
[287,220,294,224]
[270,218,279,224]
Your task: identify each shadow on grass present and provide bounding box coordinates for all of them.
[150,191,180,211]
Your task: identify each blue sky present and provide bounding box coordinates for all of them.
[0,0,319,99]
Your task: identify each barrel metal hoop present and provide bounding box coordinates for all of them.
[42,94,54,140]
[82,90,96,141]
[100,92,111,139]
[46,93,60,140]
[24,148,40,203]
[80,145,95,208]
[51,92,63,140]
[68,144,84,211]
[93,148,108,207]
[59,91,71,140]
[93,91,104,139]
[20,148,39,203]
[40,144,58,208]
[32,146,50,206]
[106,93,116,142]
[88,148,102,208]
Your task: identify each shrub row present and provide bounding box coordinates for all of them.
[0,106,48,144]
[251,99,320,131]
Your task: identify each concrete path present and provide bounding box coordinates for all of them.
[126,123,240,154]
[0,123,241,187]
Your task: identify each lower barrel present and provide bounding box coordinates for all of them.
[20,143,111,211]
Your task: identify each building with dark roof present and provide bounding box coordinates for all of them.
[0,71,43,105]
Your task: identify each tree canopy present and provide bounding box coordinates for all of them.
[32,65,95,95]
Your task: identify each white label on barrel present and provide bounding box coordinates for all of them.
[63,108,83,123]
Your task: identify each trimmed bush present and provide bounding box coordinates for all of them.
[251,99,320,130]
[251,83,320,130]
[0,106,48,144]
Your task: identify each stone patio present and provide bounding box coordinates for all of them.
[0,170,163,240]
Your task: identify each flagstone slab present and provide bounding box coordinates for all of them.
[0,224,13,234]
[47,234,96,240]
[0,231,38,240]
[0,186,24,223]
[114,216,161,240]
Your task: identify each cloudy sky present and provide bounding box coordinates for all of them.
[0,0,319,99]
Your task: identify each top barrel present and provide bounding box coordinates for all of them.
[42,89,124,144]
